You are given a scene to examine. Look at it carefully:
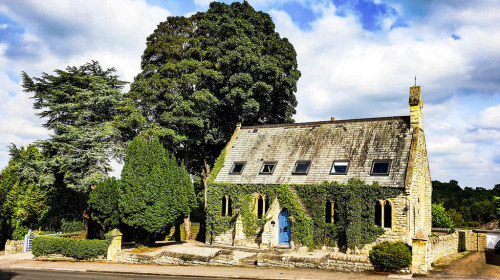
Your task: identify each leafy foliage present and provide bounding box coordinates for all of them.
[32,235,111,260]
[369,241,412,271]
[59,218,84,233]
[206,182,313,248]
[128,1,300,173]
[88,177,120,235]
[432,203,454,230]
[433,180,499,227]
[0,145,54,242]
[119,135,196,245]
[22,61,144,192]
[206,179,401,250]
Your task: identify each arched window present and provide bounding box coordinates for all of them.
[375,201,382,227]
[265,197,269,214]
[333,201,339,224]
[257,195,264,219]
[384,201,392,228]
[221,196,227,216]
[228,196,232,216]
[325,200,332,223]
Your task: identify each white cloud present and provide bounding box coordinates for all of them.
[0,0,171,173]
[268,1,500,188]
[193,0,212,8]
[478,104,500,130]
[1,0,499,188]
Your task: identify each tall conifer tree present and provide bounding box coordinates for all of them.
[119,135,195,245]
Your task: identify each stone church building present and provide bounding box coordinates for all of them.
[207,85,432,255]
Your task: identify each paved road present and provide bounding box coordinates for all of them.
[0,269,237,280]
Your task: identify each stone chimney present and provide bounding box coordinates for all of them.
[409,85,423,129]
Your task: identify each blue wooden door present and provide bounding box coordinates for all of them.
[278,210,291,244]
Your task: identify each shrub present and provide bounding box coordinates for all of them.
[432,203,454,230]
[32,236,111,260]
[60,218,84,233]
[369,241,412,271]
[88,178,120,237]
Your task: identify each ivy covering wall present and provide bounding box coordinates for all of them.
[206,179,402,250]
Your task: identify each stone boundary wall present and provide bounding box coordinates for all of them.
[115,249,377,273]
[256,252,373,272]
[427,232,458,264]
[5,240,24,255]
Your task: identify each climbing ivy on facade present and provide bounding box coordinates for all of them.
[206,179,402,251]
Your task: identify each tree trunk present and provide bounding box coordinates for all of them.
[183,214,192,240]
[82,206,90,239]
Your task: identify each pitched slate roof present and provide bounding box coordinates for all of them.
[214,116,413,188]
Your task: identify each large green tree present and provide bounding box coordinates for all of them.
[0,144,54,243]
[128,1,301,173]
[22,61,144,193]
[119,135,196,245]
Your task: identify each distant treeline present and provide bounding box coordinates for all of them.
[432,180,500,228]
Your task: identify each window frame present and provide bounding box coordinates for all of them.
[370,160,391,176]
[292,160,311,175]
[229,161,246,175]
[259,161,277,175]
[330,160,350,175]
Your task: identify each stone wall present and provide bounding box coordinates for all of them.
[256,252,374,272]
[428,232,459,264]
[116,249,376,272]
[460,230,487,251]
[4,240,24,255]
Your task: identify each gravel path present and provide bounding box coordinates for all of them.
[432,251,500,279]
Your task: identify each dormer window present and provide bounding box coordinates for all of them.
[260,162,276,174]
[230,162,245,174]
[371,160,391,175]
[292,161,311,175]
[331,161,349,175]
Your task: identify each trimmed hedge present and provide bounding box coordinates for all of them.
[369,241,412,271]
[32,236,111,260]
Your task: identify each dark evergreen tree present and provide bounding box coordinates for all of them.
[119,135,195,245]
[128,1,301,173]
[21,61,145,192]
[88,177,121,237]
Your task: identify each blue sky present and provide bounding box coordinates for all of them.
[0,0,499,189]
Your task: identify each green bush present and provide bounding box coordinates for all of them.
[32,236,111,260]
[369,241,412,271]
[60,218,84,233]
[432,203,454,230]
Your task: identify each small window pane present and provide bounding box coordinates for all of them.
[230,162,245,174]
[371,161,390,175]
[260,162,276,174]
[331,161,349,174]
[293,161,311,174]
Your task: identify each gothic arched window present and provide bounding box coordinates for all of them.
[375,201,382,227]
[384,201,392,228]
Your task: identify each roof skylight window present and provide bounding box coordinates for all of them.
[260,162,276,174]
[292,161,311,175]
[371,160,391,175]
[331,161,349,175]
[230,162,245,174]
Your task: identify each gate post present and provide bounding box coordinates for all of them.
[411,230,429,274]
[107,229,123,262]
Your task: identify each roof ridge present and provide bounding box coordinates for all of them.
[241,115,410,129]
